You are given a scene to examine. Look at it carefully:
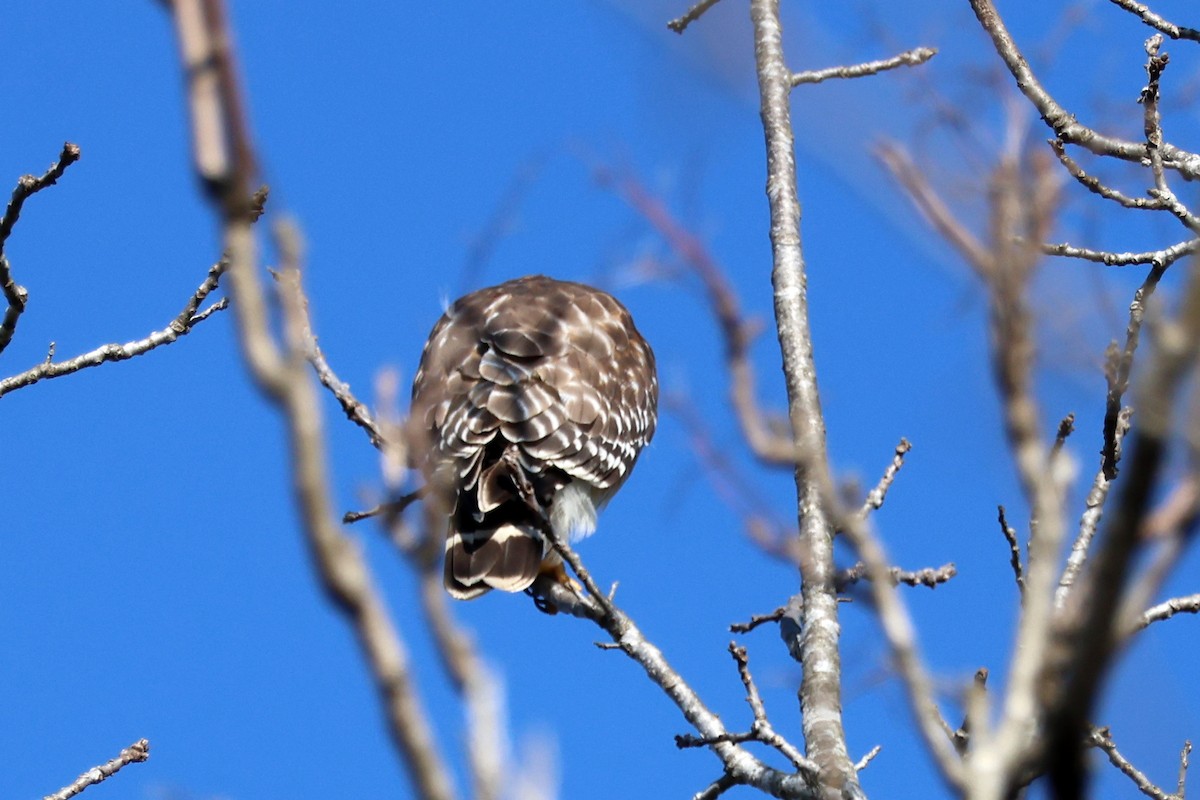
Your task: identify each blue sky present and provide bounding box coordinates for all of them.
[4,2,1199,799]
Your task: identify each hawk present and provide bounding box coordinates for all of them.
[410,275,658,600]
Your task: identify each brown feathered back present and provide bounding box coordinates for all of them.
[409,275,658,599]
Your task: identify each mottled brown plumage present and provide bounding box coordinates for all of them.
[410,275,658,599]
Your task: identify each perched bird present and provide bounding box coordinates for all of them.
[410,275,658,600]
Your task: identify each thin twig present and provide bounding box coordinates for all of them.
[1108,0,1200,43]
[853,745,883,773]
[730,606,786,634]
[534,529,821,798]
[692,774,738,800]
[790,47,937,87]
[344,489,424,524]
[418,570,506,800]
[835,561,957,591]
[1049,139,1164,210]
[861,438,912,516]
[0,142,82,355]
[1041,238,1199,269]
[998,505,1025,596]
[667,0,725,33]
[597,167,795,466]
[42,739,149,800]
[968,0,1200,180]
[729,643,811,771]
[1129,593,1200,633]
[1052,414,1075,460]
[0,259,229,398]
[677,644,812,774]
[285,269,386,449]
[1089,727,1182,800]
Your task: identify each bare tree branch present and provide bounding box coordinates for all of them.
[730,606,787,634]
[1089,726,1188,800]
[417,570,506,800]
[861,438,912,516]
[835,561,958,591]
[1107,0,1200,43]
[0,258,229,398]
[667,0,725,34]
[166,3,457,798]
[750,2,863,794]
[790,47,937,87]
[1046,255,1200,798]
[596,167,795,466]
[1048,139,1165,210]
[1041,238,1199,269]
[877,142,993,272]
[968,0,1200,180]
[997,505,1025,596]
[852,746,882,774]
[533,532,820,799]
[0,142,82,355]
[675,647,810,772]
[42,739,149,800]
[286,269,386,449]
[1130,593,1200,633]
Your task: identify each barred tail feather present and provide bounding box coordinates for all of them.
[443,523,545,599]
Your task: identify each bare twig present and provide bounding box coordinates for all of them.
[853,745,882,773]
[418,570,506,800]
[1108,0,1200,43]
[42,739,149,800]
[730,606,786,634]
[285,270,386,449]
[877,142,993,271]
[1105,263,1166,473]
[597,168,795,466]
[832,492,965,789]
[1129,593,1200,633]
[0,259,229,398]
[968,0,1200,181]
[1057,257,1168,608]
[998,505,1025,596]
[344,489,424,525]
[834,561,957,591]
[728,643,811,771]
[692,774,738,800]
[1048,139,1165,210]
[667,0,724,34]
[790,47,937,87]
[1041,238,1199,269]
[1178,741,1192,798]
[1046,255,1200,798]
[1089,727,1186,800]
[1052,414,1075,460]
[535,530,821,798]
[861,438,912,516]
[0,142,82,355]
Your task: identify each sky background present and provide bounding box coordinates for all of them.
[4,1,1200,799]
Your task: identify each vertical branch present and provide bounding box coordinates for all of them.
[748,0,855,795]
[1046,258,1200,799]
[165,3,456,799]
